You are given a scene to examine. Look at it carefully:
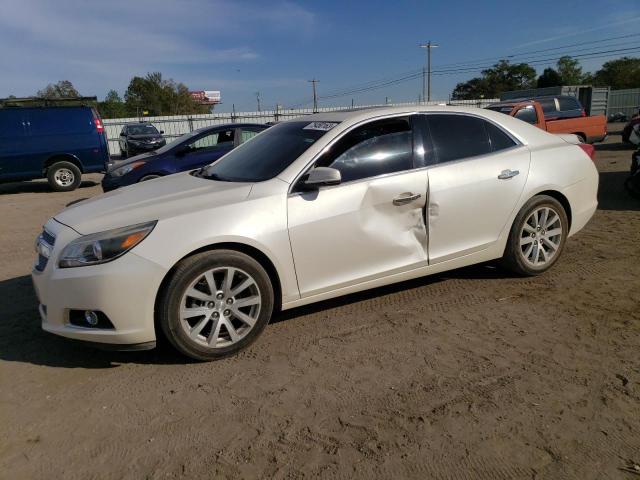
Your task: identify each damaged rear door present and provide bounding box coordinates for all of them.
[287,115,429,298]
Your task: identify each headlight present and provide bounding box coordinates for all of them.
[111,161,145,177]
[58,221,157,268]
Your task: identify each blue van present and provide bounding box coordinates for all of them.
[0,105,109,191]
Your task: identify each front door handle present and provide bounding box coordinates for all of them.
[498,169,520,180]
[393,192,421,206]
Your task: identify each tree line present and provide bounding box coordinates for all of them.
[452,56,640,100]
[32,72,211,118]
[22,56,640,115]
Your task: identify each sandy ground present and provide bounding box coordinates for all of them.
[0,127,639,479]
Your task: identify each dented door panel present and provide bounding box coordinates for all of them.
[288,169,429,297]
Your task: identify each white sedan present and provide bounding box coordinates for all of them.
[32,106,598,360]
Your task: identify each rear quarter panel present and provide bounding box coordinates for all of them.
[543,115,607,143]
[524,141,598,236]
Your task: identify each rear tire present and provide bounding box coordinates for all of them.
[501,195,568,276]
[47,161,82,192]
[158,250,274,361]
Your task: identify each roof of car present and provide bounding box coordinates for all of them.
[290,105,501,124]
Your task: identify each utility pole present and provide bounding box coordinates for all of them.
[308,79,319,113]
[255,91,261,112]
[419,41,439,102]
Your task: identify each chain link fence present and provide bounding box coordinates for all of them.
[103,98,499,156]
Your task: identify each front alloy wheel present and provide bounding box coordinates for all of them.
[179,267,261,348]
[159,250,274,360]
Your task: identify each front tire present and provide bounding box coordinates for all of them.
[501,195,568,276]
[47,161,82,192]
[158,250,274,361]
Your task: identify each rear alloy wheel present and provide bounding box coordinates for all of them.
[47,161,82,192]
[159,250,274,361]
[502,195,568,276]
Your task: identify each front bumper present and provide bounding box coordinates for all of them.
[101,174,123,192]
[31,219,166,346]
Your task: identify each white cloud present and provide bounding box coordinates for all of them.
[0,0,315,97]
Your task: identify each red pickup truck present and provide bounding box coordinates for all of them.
[486,100,607,144]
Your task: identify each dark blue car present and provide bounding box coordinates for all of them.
[102,123,268,192]
[0,105,109,191]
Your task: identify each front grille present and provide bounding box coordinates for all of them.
[34,229,56,272]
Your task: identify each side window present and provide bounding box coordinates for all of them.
[514,106,538,124]
[240,129,261,144]
[189,129,234,151]
[316,117,413,183]
[427,114,491,163]
[485,121,517,152]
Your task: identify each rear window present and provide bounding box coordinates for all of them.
[514,106,538,124]
[537,98,557,114]
[558,96,582,112]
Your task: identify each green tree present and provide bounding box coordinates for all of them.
[482,60,537,93]
[451,60,536,100]
[37,80,80,98]
[452,77,491,100]
[537,68,562,88]
[592,57,640,89]
[124,72,209,117]
[97,89,128,119]
[556,56,583,85]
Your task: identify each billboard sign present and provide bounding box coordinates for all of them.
[190,90,221,104]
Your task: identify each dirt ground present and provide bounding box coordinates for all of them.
[1,126,639,480]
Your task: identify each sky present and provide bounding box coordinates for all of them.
[0,0,639,112]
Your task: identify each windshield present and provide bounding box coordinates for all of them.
[153,130,200,154]
[199,121,336,182]
[128,124,159,135]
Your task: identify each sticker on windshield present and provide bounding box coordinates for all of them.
[303,121,339,131]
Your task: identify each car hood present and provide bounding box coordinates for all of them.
[55,172,253,235]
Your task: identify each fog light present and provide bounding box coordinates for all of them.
[84,310,99,326]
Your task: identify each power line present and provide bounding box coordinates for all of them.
[435,32,640,69]
[317,45,640,101]
[284,36,640,108]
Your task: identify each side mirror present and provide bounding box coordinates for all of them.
[160,130,164,135]
[302,167,341,190]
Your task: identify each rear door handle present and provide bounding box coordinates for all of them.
[393,192,421,206]
[498,169,519,180]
